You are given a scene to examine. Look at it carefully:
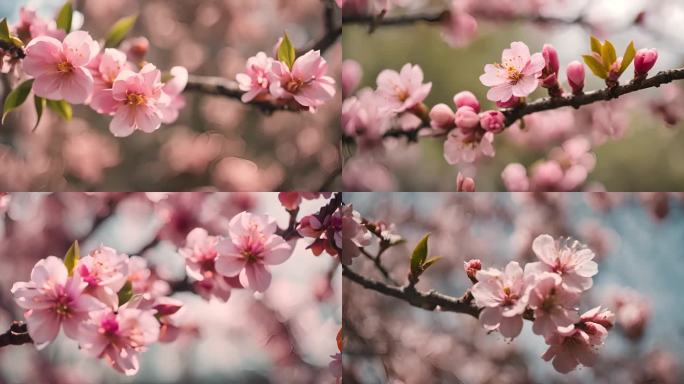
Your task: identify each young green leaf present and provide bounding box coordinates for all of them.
[619,41,636,75]
[33,96,46,131]
[277,32,296,70]
[64,240,80,276]
[590,35,602,55]
[55,1,73,33]
[601,39,617,68]
[2,79,34,125]
[410,233,430,277]
[582,54,607,79]
[118,281,133,306]
[421,256,443,272]
[46,99,73,121]
[104,14,138,48]
[0,18,10,41]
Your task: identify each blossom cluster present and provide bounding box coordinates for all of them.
[11,245,181,375]
[469,234,614,373]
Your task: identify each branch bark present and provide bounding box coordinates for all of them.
[0,321,32,347]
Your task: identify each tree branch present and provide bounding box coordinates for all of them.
[0,321,32,348]
[342,265,480,318]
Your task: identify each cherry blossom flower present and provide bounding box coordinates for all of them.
[23,31,100,104]
[11,256,104,347]
[236,52,274,103]
[526,272,580,340]
[443,131,495,164]
[479,41,545,102]
[342,88,393,149]
[611,288,651,340]
[13,7,65,42]
[159,66,188,124]
[527,234,598,292]
[442,1,478,48]
[376,63,432,112]
[127,256,170,302]
[269,50,336,112]
[88,48,129,114]
[108,63,169,137]
[215,212,292,292]
[501,163,530,191]
[180,227,233,301]
[342,59,363,98]
[471,261,530,339]
[341,204,371,265]
[76,245,130,308]
[79,306,160,376]
[566,60,585,94]
[456,172,475,192]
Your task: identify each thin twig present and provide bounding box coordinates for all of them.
[0,321,32,347]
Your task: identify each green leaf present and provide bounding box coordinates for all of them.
[64,240,80,276]
[421,256,443,272]
[619,41,636,75]
[117,281,133,306]
[46,99,73,121]
[2,79,34,125]
[582,54,607,79]
[33,96,45,131]
[104,14,138,48]
[55,1,73,33]
[410,234,430,277]
[0,18,10,41]
[277,32,296,70]
[601,39,617,68]
[590,35,602,55]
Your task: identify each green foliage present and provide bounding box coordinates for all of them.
[105,14,138,48]
[55,1,73,33]
[46,100,73,121]
[2,79,34,125]
[64,240,80,276]
[277,32,296,69]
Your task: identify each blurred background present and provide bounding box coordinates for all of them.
[342,0,684,191]
[0,192,341,383]
[343,192,684,383]
[0,0,341,191]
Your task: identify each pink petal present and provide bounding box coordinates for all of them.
[109,105,137,137]
[215,255,245,277]
[262,236,292,265]
[532,234,557,265]
[479,307,502,330]
[90,88,119,114]
[499,315,523,338]
[25,309,61,346]
[23,36,62,77]
[479,65,507,86]
[133,106,162,133]
[244,263,272,292]
[32,73,65,100]
[31,256,68,286]
[511,75,538,97]
[486,84,513,102]
[59,67,93,104]
[63,31,99,67]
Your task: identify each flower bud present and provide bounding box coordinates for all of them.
[154,297,183,317]
[455,106,480,133]
[429,103,455,130]
[542,44,560,75]
[501,163,529,191]
[479,110,505,133]
[342,59,362,98]
[122,37,149,63]
[634,48,658,78]
[456,172,475,192]
[463,259,481,283]
[496,96,520,108]
[566,60,585,95]
[453,91,480,113]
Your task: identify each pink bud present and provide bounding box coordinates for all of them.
[566,60,585,94]
[455,106,480,133]
[501,163,529,191]
[496,96,520,108]
[453,91,480,113]
[154,297,183,317]
[542,44,560,75]
[429,103,456,130]
[479,110,505,133]
[634,48,658,78]
[342,60,362,98]
[122,37,149,63]
[463,259,481,283]
[456,172,475,192]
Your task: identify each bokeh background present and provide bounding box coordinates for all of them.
[343,192,684,383]
[343,0,684,191]
[0,192,341,383]
[0,0,341,191]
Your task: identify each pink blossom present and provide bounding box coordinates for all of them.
[611,288,650,340]
[566,60,585,95]
[23,31,100,104]
[527,234,598,292]
[13,7,65,42]
[479,110,505,133]
[429,103,455,130]
[479,41,545,102]
[159,66,188,124]
[442,1,477,48]
[11,256,104,347]
[342,59,363,98]
[126,256,170,301]
[456,172,475,192]
[79,306,160,376]
[215,212,292,292]
[88,48,129,114]
[455,106,480,133]
[471,261,529,339]
[453,91,480,112]
[526,272,580,340]
[269,50,336,112]
[236,52,274,103]
[76,246,130,308]
[501,163,530,191]
[443,131,495,164]
[342,88,392,149]
[376,63,432,112]
[634,48,658,78]
[341,204,372,265]
[108,63,169,137]
[180,227,232,301]
[463,259,481,282]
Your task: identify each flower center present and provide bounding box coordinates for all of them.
[57,60,74,73]
[101,315,120,337]
[125,92,146,106]
[285,78,305,93]
[241,250,259,263]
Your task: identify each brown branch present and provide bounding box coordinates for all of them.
[342,264,480,318]
[0,321,33,347]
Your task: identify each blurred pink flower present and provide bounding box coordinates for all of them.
[88,48,129,114]
[180,227,232,301]
[479,41,544,102]
[376,63,432,112]
[443,131,495,164]
[216,212,292,292]
[23,31,100,104]
[11,256,104,346]
[342,59,363,98]
[79,306,160,376]
[159,66,188,123]
[269,50,336,112]
[442,1,478,48]
[13,7,65,42]
[236,52,274,102]
[341,204,371,264]
[472,261,529,339]
[501,163,530,191]
[526,272,579,341]
[527,234,598,292]
[76,246,130,308]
